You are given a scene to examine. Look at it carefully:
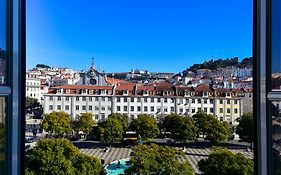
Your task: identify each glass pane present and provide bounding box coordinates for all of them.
[0,97,6,175]
[0,0,7,86]
[272,0,281,90]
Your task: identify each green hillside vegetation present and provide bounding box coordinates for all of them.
[187,57,252,72]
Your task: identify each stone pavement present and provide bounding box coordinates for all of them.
[80,147,132,165]
[80,146,253,174]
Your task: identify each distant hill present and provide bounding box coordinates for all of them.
[186,57,253,72]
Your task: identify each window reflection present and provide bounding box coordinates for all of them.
[272,0,281,90]
[271,102,281,174]
[0,97,6,175]
[0,0,6,86]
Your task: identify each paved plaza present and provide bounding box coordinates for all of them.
[80,146,254,174]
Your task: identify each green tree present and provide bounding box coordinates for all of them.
[236,112,253,144]
[108,113,128,131]
[125,144,194,175]
[25,138,106,175]
[198,148,254,175]
[162,114,198,143]
[129,114,160,141]
[42,111,72,137]
[193,112,209,137]
[72,113,95,138]
[193,112,232,144]
[26,97,40,111]
[36,64,50,69]
[97,118,124,143]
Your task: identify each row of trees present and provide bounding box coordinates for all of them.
[25,139,105,175]
[25,138,253,175]
[41,111,253,145]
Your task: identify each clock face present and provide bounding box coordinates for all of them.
[90,78,97,85]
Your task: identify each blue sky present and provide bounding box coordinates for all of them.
[27,0,253,73]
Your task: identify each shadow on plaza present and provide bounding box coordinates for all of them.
[72,140,250,150]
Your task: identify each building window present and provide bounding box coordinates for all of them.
[180,108,183,113]
[82,105,86,110]
[204,108,207,112]
[220,108,223,113]
[164,98,168,103]
[49,105,53,110]
[220,99,223,104]
[58,96,61,101]
[210,99,214,104]
[227,108,230,113]
[151,98,154,102]
[131,97,134,102]
[171,98,175,103]
[95,97,99,101]
[76,97,79,101]
[124,106,128,111]
[89,97,92,101]
[117,106,121,111]
[49,96,53,101]
[192,108,195,113]
[65,97,69,101]
[197,99,201,103]
[227,100,230,104]
[95,106,99,111]
[144,106,148,112]
[157,98,161,102]
[95,115,99,120]
[65,105,69,110]
[234,100,238,104]
[192,99,195,103]
[171,107,174,112]
[137,106,141,111]
[137,98,141,102]
[234,108,238,113]
[82,97,86,101]
[57,105,61,110]
[164,107,168,112]
[124,98,127,102]
[101,106,105,111]
[89,105,92,111]
[210,108,214,113]
[76,105,79,110]
[130,106,134,111]
[151,106,155,112]
[101,97,105,101]
[144,98,147,103]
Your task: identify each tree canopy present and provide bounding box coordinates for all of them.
[129,114,160,141]
[186,57,252,72]
[108,113,128,131]
[125,144,194,175]
[72,113,95,136]
[42,111,72,136]
[97,117,124,143]
[162,114,198,143]
[236,112,253,143]
[26,97,40,110]
[25,138,105,175]
[198,148,254,175]
[193,112,232,144]
[36,64,50,69]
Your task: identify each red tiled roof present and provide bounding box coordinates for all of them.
[194,83,212,92]
[51,84,114,90]
[106,77,132,85]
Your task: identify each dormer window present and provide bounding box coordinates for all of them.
[143,90,148,96]
[123,90,128,95]
[202,92,208,97]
